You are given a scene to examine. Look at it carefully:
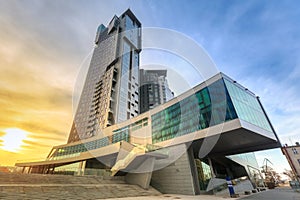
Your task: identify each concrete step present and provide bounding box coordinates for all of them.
[0,184,161,199]
[0,172,125,184]
[0,172,161,199]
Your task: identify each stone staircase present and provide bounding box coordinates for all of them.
[0,172,161,199]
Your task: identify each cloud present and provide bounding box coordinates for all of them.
[0,131,5,137]
[0,0,299,169]
[21,140,52,149]
[236,73,300,146]
[288,58,300,80]
[0,66,73,139]
[0,0,133,165]
[255,148,290,173]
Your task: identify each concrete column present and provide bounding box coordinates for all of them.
[78,160,86,176]
[125,157,155,189]
[77,161,83,176]
[208,157,216,178]
[28,167,32,174]
[151,144,197,195]
[187,146,201,195]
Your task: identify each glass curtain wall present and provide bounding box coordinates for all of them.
[117,41,131,122]
[151,79,238,144]
[51,118,148,160]
[224,79,273,132]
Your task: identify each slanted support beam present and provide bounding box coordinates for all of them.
[208,157,216,178]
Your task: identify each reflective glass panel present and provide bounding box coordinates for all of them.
[151,79,238,144]
[224,79,273,132]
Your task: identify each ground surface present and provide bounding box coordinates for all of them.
[239,186,300,200]
[117,187,300,200]
[1,172,299,200]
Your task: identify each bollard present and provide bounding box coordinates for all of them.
[244,191,251,195]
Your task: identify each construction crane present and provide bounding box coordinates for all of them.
[262,158,278,188]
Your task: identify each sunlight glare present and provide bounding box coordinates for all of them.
[1,128,29,152]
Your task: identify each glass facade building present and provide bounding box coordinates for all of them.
[16,9,281,196]
[16,72,280,195]
[41,73,278,172]
[151,76,274,144]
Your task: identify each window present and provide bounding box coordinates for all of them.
[292,148,299,154]
[224,79,273,132]
[128,92,131,100]
[127,112,130,119]
[151,79,238,144]
[127,102,131,109]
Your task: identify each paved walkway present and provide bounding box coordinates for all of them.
[117,187,300,200]
[117,194,238,200]
[239,187,300,200]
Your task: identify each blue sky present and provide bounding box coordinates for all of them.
[0,0,299,172]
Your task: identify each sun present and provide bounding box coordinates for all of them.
[0,128,29,152]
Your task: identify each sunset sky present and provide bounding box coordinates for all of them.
[1,0,300,173]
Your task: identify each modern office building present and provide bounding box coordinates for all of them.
[16,71,280,194]
[139,69,174,113]
[282,143,300,182]
[68,9,141,143]
[16,9,281,195]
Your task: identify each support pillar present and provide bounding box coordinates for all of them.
[77,161,86,176]
[125,157,155,189]
[208,157,216,178]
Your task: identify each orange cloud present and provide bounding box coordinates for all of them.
[0,44,75,166]
[0,3,92,166]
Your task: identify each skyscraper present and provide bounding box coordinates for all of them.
[139,69,174,113]
[68,9,141,143]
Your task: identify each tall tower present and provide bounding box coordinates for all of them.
[68,9,141,143]
[139,69,174,113]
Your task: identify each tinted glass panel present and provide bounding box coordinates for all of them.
[51,118,148,160]
[224,79,273,132]
[151,79,238,144]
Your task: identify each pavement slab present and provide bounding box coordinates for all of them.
[1,173,299,200]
